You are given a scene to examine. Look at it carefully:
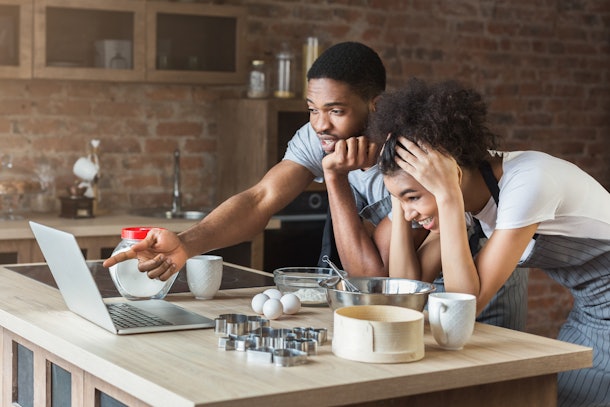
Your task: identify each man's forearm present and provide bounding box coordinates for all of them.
[178,191,272,258]
[325,174,385,276]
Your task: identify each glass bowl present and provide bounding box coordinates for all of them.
[273,267,342,306]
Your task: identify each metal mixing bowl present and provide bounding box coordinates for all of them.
[320,277,436,311]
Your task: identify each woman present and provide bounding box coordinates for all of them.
[370,78,610,407]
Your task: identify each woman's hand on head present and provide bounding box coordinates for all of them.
[394,137,462,198]
[102,228,189,281]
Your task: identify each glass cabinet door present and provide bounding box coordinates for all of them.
[0,0,32,79]
[146,1,246,84]
[33,0,145,81]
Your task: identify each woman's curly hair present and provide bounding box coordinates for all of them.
[370,78,499,174]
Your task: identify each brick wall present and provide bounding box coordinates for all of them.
[1,0,608,338]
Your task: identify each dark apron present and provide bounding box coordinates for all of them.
[317,195,391,270]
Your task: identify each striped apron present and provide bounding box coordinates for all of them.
[519,235,610,406]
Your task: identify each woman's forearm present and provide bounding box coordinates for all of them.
[388,197,422,279]
[436,192,480,295]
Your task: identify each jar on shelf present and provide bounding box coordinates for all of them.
[109,52,127,69]
[109,227,178,300]
[302,36,319,98]
[247,59,269,98]
[273,42,296,98]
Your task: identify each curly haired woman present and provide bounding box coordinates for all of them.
[371,78,610,407]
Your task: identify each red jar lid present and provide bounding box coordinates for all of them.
[121,227,155,240]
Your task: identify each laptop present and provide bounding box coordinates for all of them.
[29,221,215,334]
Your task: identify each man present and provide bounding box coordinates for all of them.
[104,41,392,279]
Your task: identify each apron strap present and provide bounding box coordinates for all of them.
[479,160,500,205]
[471,160,538,250]
[469,160,499,254]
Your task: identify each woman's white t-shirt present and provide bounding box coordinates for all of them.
[475,151,610,245]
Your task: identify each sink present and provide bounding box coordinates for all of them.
[130,151,210,221]
[130,208,208,220]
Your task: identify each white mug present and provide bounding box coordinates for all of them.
[428,292,476,350]
[73,157,98,182]
[186,255,223,300]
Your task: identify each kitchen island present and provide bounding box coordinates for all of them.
[0,263,591,407]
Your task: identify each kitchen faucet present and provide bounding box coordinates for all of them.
[171,149,181,214]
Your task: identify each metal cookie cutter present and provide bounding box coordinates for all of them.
[218,333,260,352]
[309,328,328,345]
[292,327,327,345]
[235,334,261,352]
[246,347,274,364]
[292,327,313,339]
[247,315,270,331]
[246,346,308,367]
[215,314,248,336]
[217,336,236,351]
[286,338,317,356]
[273,349,308,367]
[255,327,295,349]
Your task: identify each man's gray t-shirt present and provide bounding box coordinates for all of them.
[282,123,390,225]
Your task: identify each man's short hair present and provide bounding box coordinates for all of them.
[307,41,386,101]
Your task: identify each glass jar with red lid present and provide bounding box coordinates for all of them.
[108,227,178,300]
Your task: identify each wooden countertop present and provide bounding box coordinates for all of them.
[0,212,280,240]
[0,264,592,407]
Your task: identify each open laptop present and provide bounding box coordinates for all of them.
[29,221,215,334]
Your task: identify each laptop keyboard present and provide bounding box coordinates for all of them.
[107,303,173,329]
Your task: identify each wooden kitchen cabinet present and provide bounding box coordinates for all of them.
[4,0,245,84]
[145,1,246,84]
[0,239,31,264]
[33,0,146,82]
[216,98,316,202]
[3,329,148,407]
[0,0,33,79]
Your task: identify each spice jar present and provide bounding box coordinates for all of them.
[109,227,178,300]
[247,59,270,98]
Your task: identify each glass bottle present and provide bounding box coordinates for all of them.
[274,42,296,98]
[302,37,319,99]
[109,227,178,300]
[247,59,269,98]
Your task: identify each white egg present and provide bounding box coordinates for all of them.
[280,293,301,315]
[251,293,269,314]
[262,298,283,320]
[263,288,283,300]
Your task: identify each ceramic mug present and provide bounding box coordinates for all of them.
[428,292,476,350]
[73,157,98,182]
[186,255,223,299]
